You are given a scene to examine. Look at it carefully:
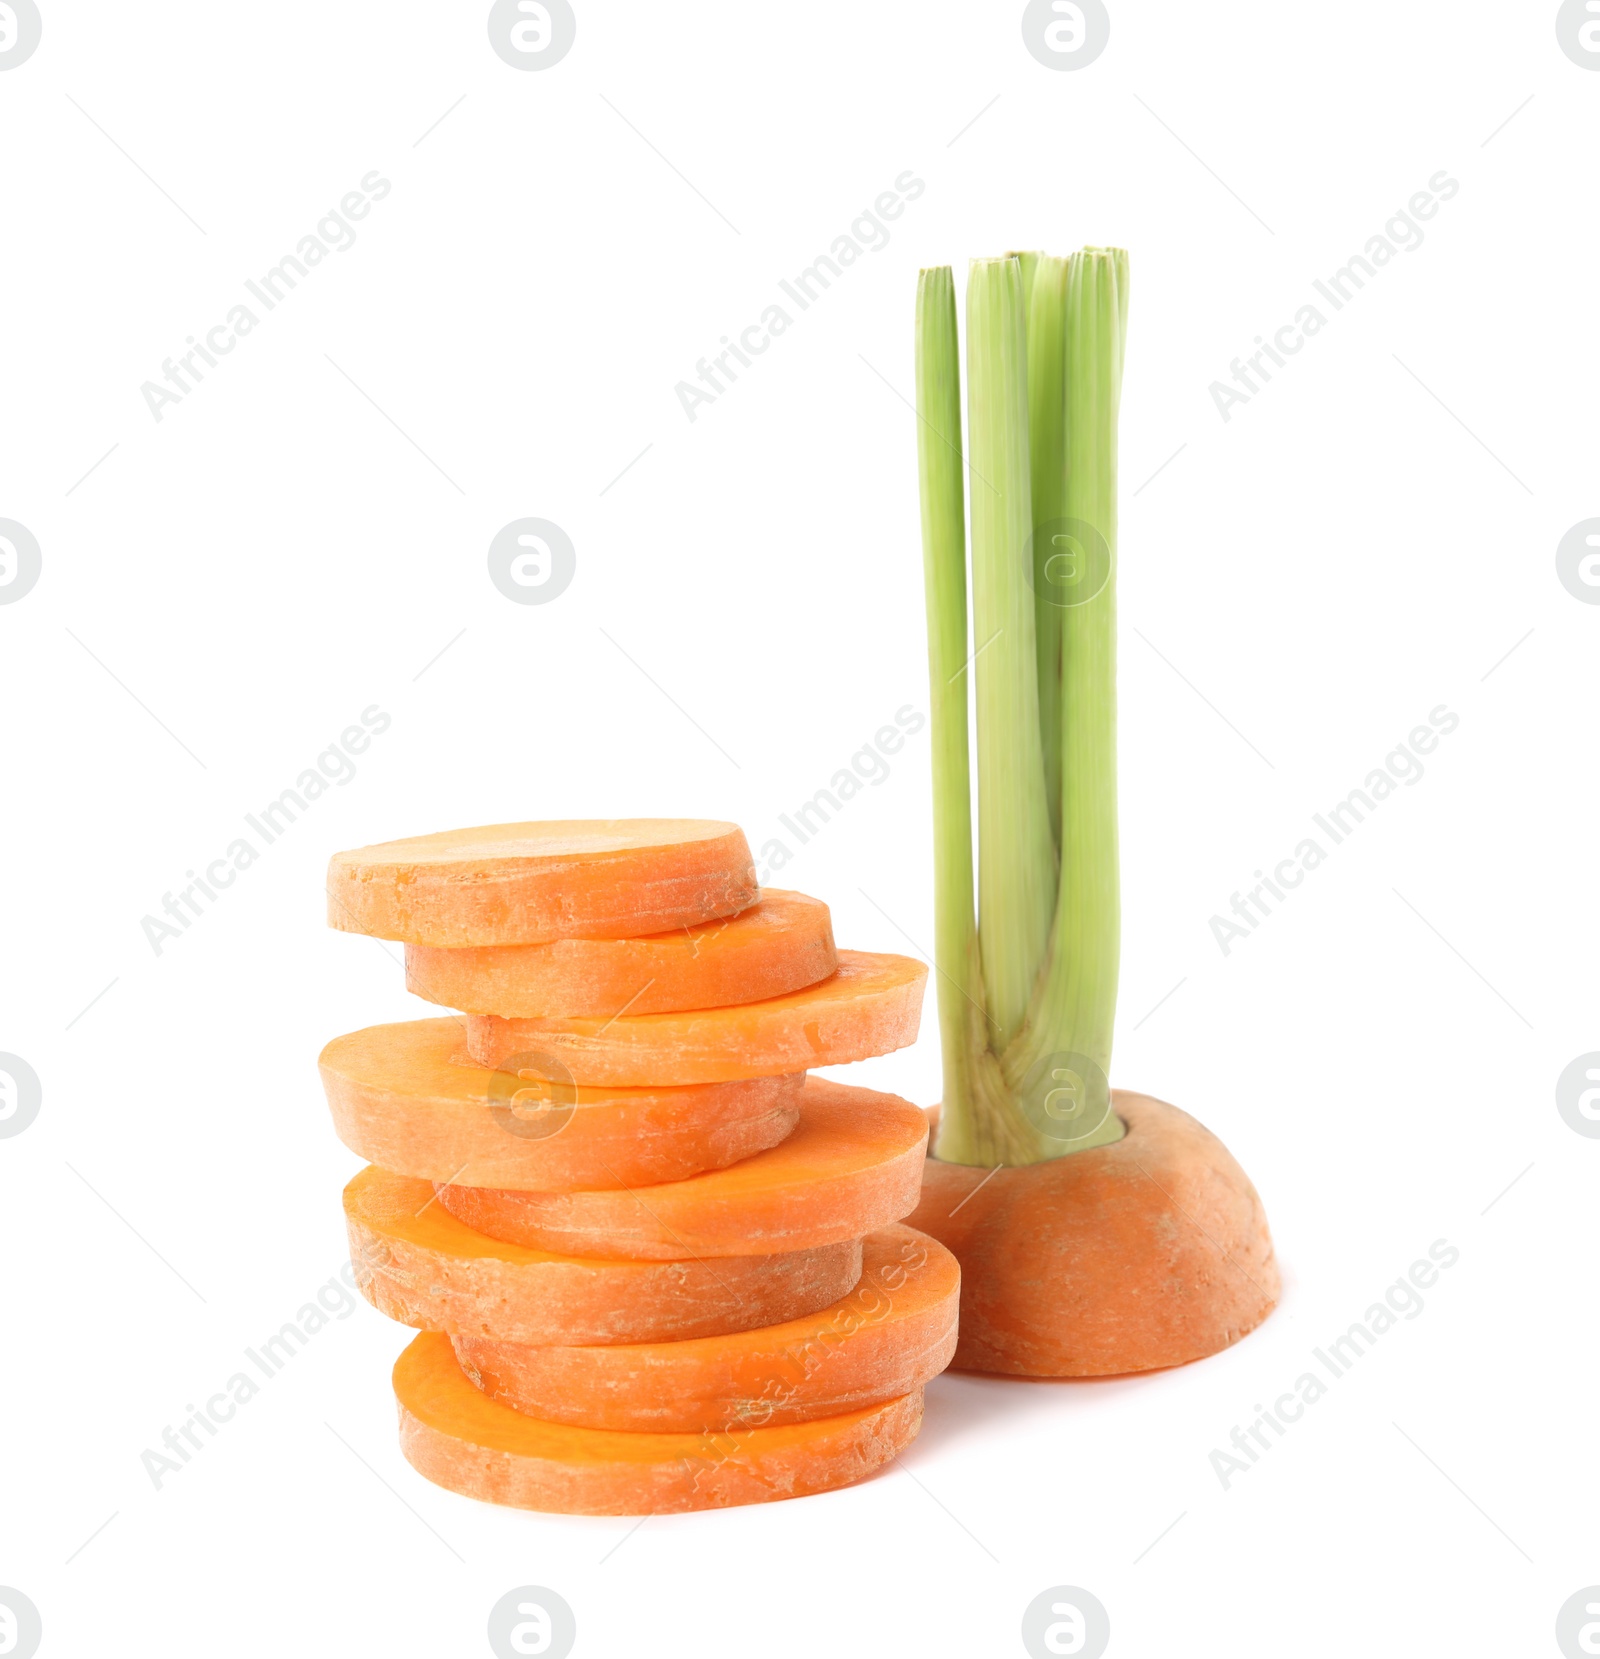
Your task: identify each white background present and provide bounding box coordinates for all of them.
[2,2,1596,1655]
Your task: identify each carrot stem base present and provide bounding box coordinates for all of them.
[910,1090,1277,1376]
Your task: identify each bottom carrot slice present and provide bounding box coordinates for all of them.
[394,1332,923,1515]
[452,1225,959,1432]
[346,1166,863,1346]
[435,1076,929,1259]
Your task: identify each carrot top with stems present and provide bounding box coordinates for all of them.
[915,249,1130,1167]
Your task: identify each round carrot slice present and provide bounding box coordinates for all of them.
[327,819,756,947]
[453,1225,959,1432]
[320,1019,802,1192]
[404,890,837,1018]
[345,1166,863,1346]
[394,1331,923,1514]
[462,950,928,1084]
[435,1077,929,1259]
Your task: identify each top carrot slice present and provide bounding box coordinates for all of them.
[462,950,928,1085]
[327,819,757,946]
[404,890,837,1018]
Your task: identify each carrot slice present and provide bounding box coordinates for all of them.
[453,1225,959,1432]
[909,1090,1281,1376]
[404,889,837,1018]
[327,819,756,947]
[320,1019,802,1192]
[462,950,928,1084]
[345,1166,863,1346]
[394,1331,923,1514]
[436,1077,929,1259]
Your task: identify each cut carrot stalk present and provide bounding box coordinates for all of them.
[462,950,928,1085]
[404,890,837,1018]
[320,1019,802,1192]
[911,253,1278,1375]
[436,1077,930,1259]
[345,1166,864,1346]
[453,1225,959,1432]
[908,1091,1279,1376]
[327,819,757,947]
[395,1331,923,1514]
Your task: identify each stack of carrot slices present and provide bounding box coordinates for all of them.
[320,820,955,1515]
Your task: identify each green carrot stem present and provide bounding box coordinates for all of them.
[1009,249,1041,329]
[965,257,1057,1054]
[916,249,1129,1166]
[1026,255,1071,852]
[913,267,980,1137]
[1013,247,1128,1154]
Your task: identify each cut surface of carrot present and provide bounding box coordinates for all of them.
[320,1019,802,1191]
[404,889,837,1018]
[327,819,756,947]
[463,950,928,1084]
[437,1077,930,1259]
[453,1225,959,1432]
[908,1091,1280,1377]
[345,1166,863,1346]
[395,1331,922,1514]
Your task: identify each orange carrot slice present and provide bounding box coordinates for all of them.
[463,950,927,1084]
[436,1077,929,1259]
[395,1331,922,1514]
[909,1090,1280,1376]
[327,819,756,947]
[320,1019,802,1192]
[404,889,837,1018]
[345,1166,863,1346]
[453,1225,959,1432]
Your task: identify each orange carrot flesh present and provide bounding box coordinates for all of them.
[404,889,837,1018]
[395,1331,923,1515]
[462,950,927,1085]
[436,1077,929,1259]
[345,1166,864,1346]
[908,1091,1280,1376]
[453,1225,959,1432]
[327,819,757,947]
[320,1019,802,1192]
